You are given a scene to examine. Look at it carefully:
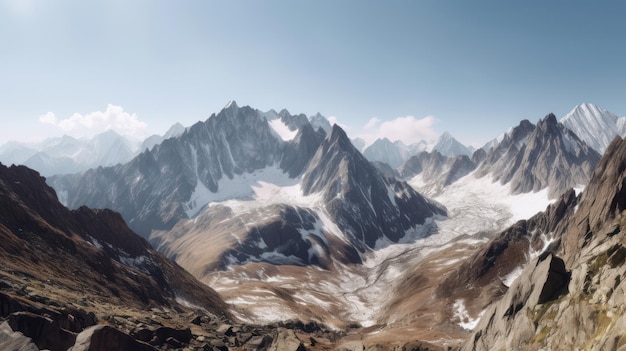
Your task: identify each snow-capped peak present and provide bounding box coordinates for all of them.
[560,103,619,154]
[432,131,472,157]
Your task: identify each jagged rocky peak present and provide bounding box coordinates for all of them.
[49,102,287,237]
[302,124,446,249]
[476,113,600,199]
[301,124,365,198]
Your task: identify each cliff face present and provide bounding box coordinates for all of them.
[462,136,626,350]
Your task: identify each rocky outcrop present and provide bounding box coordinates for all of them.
[462,254,569,351]
[437,188,576,304]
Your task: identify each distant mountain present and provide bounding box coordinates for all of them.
[309,112,331,132]
[399,150,477,194]
[616,115,626,136]
[151,124,445,279]
[351,137,367,152]
[477,114,600,198]
[0,130,141,176]
[560,102,619,154]
[362,138,408,168]
[140,122,187,152]
[432,131,472,157]
[361,138,429,169]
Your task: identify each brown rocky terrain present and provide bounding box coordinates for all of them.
[0,163,350,350]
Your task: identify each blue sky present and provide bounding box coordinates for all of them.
[1,1,625,147]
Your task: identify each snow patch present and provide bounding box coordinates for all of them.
[501,266,524,288]
[453,299,484,330]
[268,119,298,141]
[185,165,302,217]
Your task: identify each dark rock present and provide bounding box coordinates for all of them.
[8,312,76,351]
[70,324,156,351]
[165,336,183,348]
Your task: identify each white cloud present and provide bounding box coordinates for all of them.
[363,117,381,131]
[357,115,438,147]
[39,104,149,139]
[38,112,57,124]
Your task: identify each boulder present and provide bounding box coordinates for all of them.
[8,311,76,351]
[69,325,156,351]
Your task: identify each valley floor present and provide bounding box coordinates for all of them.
[204,172,555,348]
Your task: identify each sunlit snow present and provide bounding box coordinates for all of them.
[453,299,484,330]
[268,119,298,141]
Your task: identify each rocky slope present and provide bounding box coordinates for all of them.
[460,136,626,350]
[0,162,231,349]
[0,162,359,350]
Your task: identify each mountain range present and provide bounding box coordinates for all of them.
[2,101,626,350]
[0,124,187,177]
